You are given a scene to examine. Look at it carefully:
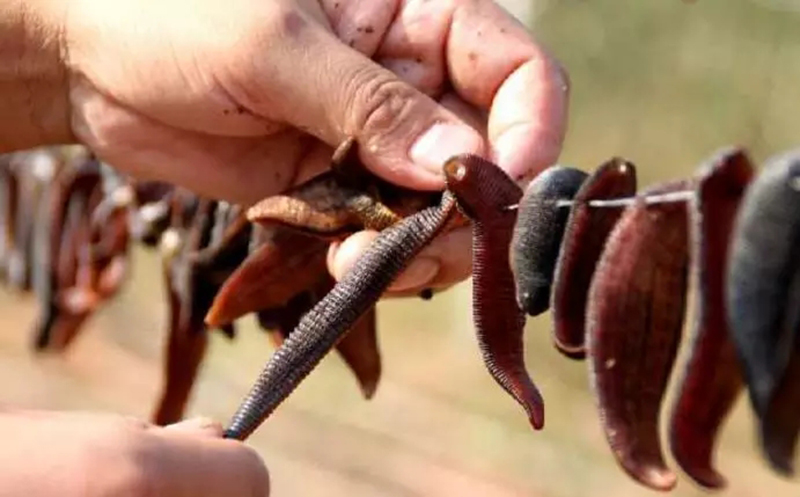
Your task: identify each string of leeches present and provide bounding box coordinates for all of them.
[504,189,695,212]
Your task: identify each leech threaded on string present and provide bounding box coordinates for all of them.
[224,193,455,440]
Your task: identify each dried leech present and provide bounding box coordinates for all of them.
[550,158,637,359]
[667,148,754,489]
[585,180,692,492]
[510,165,588,317]
[726,149,800,474]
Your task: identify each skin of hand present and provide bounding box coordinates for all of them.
[3,0,569,294]
[0,410,269,497]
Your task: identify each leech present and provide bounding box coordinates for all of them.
[668,148,754,489]
[510,165,588,317]
[586,179,691,492]
[551,158,637,359]
[444,155,545,429]
[223,192,456,440]
[726,148,800,474]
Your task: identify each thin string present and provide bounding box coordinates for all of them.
[503,189,695,211]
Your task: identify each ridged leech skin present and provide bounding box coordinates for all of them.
[585,179,691,492]
[550,158,637,359]
[257,279,382,400]
[726,149,800,475]
[510,165,588,317]
[224,193,456,441]
[443,155,544,430]
[668,148,754,489]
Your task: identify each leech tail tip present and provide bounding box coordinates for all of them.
[638,467,678,492]
[360,380,379,400]
[553,341,586,360]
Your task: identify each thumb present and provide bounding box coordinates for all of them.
[247,20,485,190]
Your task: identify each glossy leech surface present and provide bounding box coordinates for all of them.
[668,148,754,489]
[443,155,544,430]
[510,165,588,317]
[550,158,637,359]
[726,149,800,474]
[224,193,456,440]
[586,179,691,492]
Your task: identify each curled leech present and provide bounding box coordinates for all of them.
[550,158,637,359]
[726,149,800,474]
[510,165,588,317]
[586,180,691,492]
[668,149,754,489]
[443,155,545,430]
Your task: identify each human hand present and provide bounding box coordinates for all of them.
[61,0,569,295]
[0,410,269,497]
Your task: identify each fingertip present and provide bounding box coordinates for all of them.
[489,56,569,183]
[328,231,379,281]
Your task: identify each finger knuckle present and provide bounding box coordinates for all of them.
[349,72,416,139]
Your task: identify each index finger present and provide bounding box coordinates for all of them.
[447,0,569,182]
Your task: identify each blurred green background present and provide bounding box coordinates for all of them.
[1,0,799,496]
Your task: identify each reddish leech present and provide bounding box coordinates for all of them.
[586,180,691,492]
[668,149,754,489]
[443,155,544,430]
[551,158,637,359]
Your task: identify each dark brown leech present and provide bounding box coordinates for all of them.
[334,306,381,399]
[585,180,691,492]
[224,193,456,440]
[205,226,329,327]
[153,196,216,426]
[31,159,103,351]
[46,184,108,351]
[726,149,800,455]
[668,149,754,489]
[38,183,97,351]
[550,158,637,359]
[510,166,588,317]
[443,155,544,430]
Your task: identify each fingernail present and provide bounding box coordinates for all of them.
[410,123,484,175]
[389,257,440,292]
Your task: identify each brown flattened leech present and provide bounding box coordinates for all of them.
[550,158,637,359]
[586,179,692,491]
[726,149,800,475]
[510,165,588,318]
[31,157,103,352]
[223,192,457,440]
[667,148,754,489]
[443,155,544,430]
[245,138,435,239]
